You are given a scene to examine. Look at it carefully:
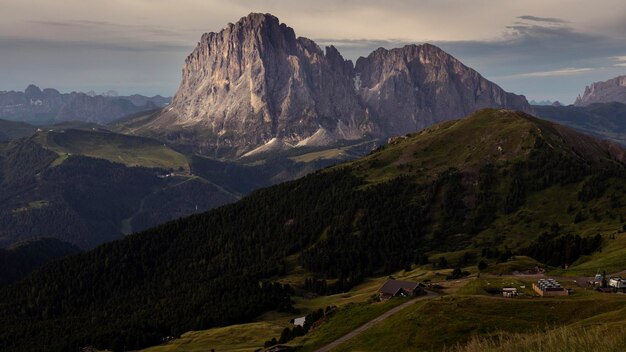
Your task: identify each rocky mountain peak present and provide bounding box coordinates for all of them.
[144,13,531,157]
[354,43,531,135]
[25,84,43,99]
[575,75,626,106]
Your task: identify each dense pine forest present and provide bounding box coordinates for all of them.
[0,110,625,351]
[0,238,80,288]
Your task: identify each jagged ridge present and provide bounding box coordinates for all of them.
[575,75,626,106]
[130,13,531,157]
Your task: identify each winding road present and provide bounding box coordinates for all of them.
[314,290,439,352]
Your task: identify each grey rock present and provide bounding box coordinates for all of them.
[143,13,531,157]
[575,75,626,106]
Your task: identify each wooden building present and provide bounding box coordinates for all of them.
[378,279,423,300]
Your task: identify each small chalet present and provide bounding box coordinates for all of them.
[609,277,626,292]
[378,279,423,300]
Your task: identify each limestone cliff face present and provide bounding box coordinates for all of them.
[148,13,531,157]
[354,44,531,135]
[575,75,626,106]
[156,13,368,155]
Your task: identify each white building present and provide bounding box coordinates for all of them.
[293,316,306,327]
[609,278,626,290]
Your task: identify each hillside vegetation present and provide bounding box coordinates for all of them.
[36,129,190,171]
[0,131,239,248]
[0,238,80,288]
[1,109,625,351]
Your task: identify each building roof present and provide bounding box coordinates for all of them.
[378,279,420,295]
[293,317,306,327]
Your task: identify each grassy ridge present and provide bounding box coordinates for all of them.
[36,129,189,171]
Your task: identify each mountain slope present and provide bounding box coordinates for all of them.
[0,130,241,248]
[0,238,80,288]
[0,119,37,142]
[0,109,624,351]
[118,13,530,157]
[575,75,626,106]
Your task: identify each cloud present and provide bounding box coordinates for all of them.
[27,19,192,39]
[517,15,569,24]
[505,67,596,78]
[0,35,190,52]
[612,55,626,67]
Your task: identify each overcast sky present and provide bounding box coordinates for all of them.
[1,0,625,103]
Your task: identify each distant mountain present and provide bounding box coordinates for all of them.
[0,238,80,288]
[118,13,530,158]
[0,85,170,124]
[1,109,624,351]
[122,94,170,108]
[530,99,556,105]
[574,75,626,106]
[533,102,626,145]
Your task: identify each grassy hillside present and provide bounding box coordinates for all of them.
[35,129,190,171]
[1,109,626,351]
[0,133,238,248]
[331,292,626,351]
[347,109,623,184]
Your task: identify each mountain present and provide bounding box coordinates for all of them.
[533,102,626,145]
[117,13,531,157]
[574,75,626,106]
[122,94,170,108]
[0,85,169,124]
[0,238,80,288]
[0,129,253,248]
[1,109,624,351]
[529,99,557,105]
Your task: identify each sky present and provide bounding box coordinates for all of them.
[1,0,625,103]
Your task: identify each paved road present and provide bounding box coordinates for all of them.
[314,290,439,352]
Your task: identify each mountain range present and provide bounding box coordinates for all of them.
[1,109,624,351]
[0,85,170,125]
[116,13,531,157]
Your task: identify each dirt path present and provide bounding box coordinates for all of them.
[314,290,439,352]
